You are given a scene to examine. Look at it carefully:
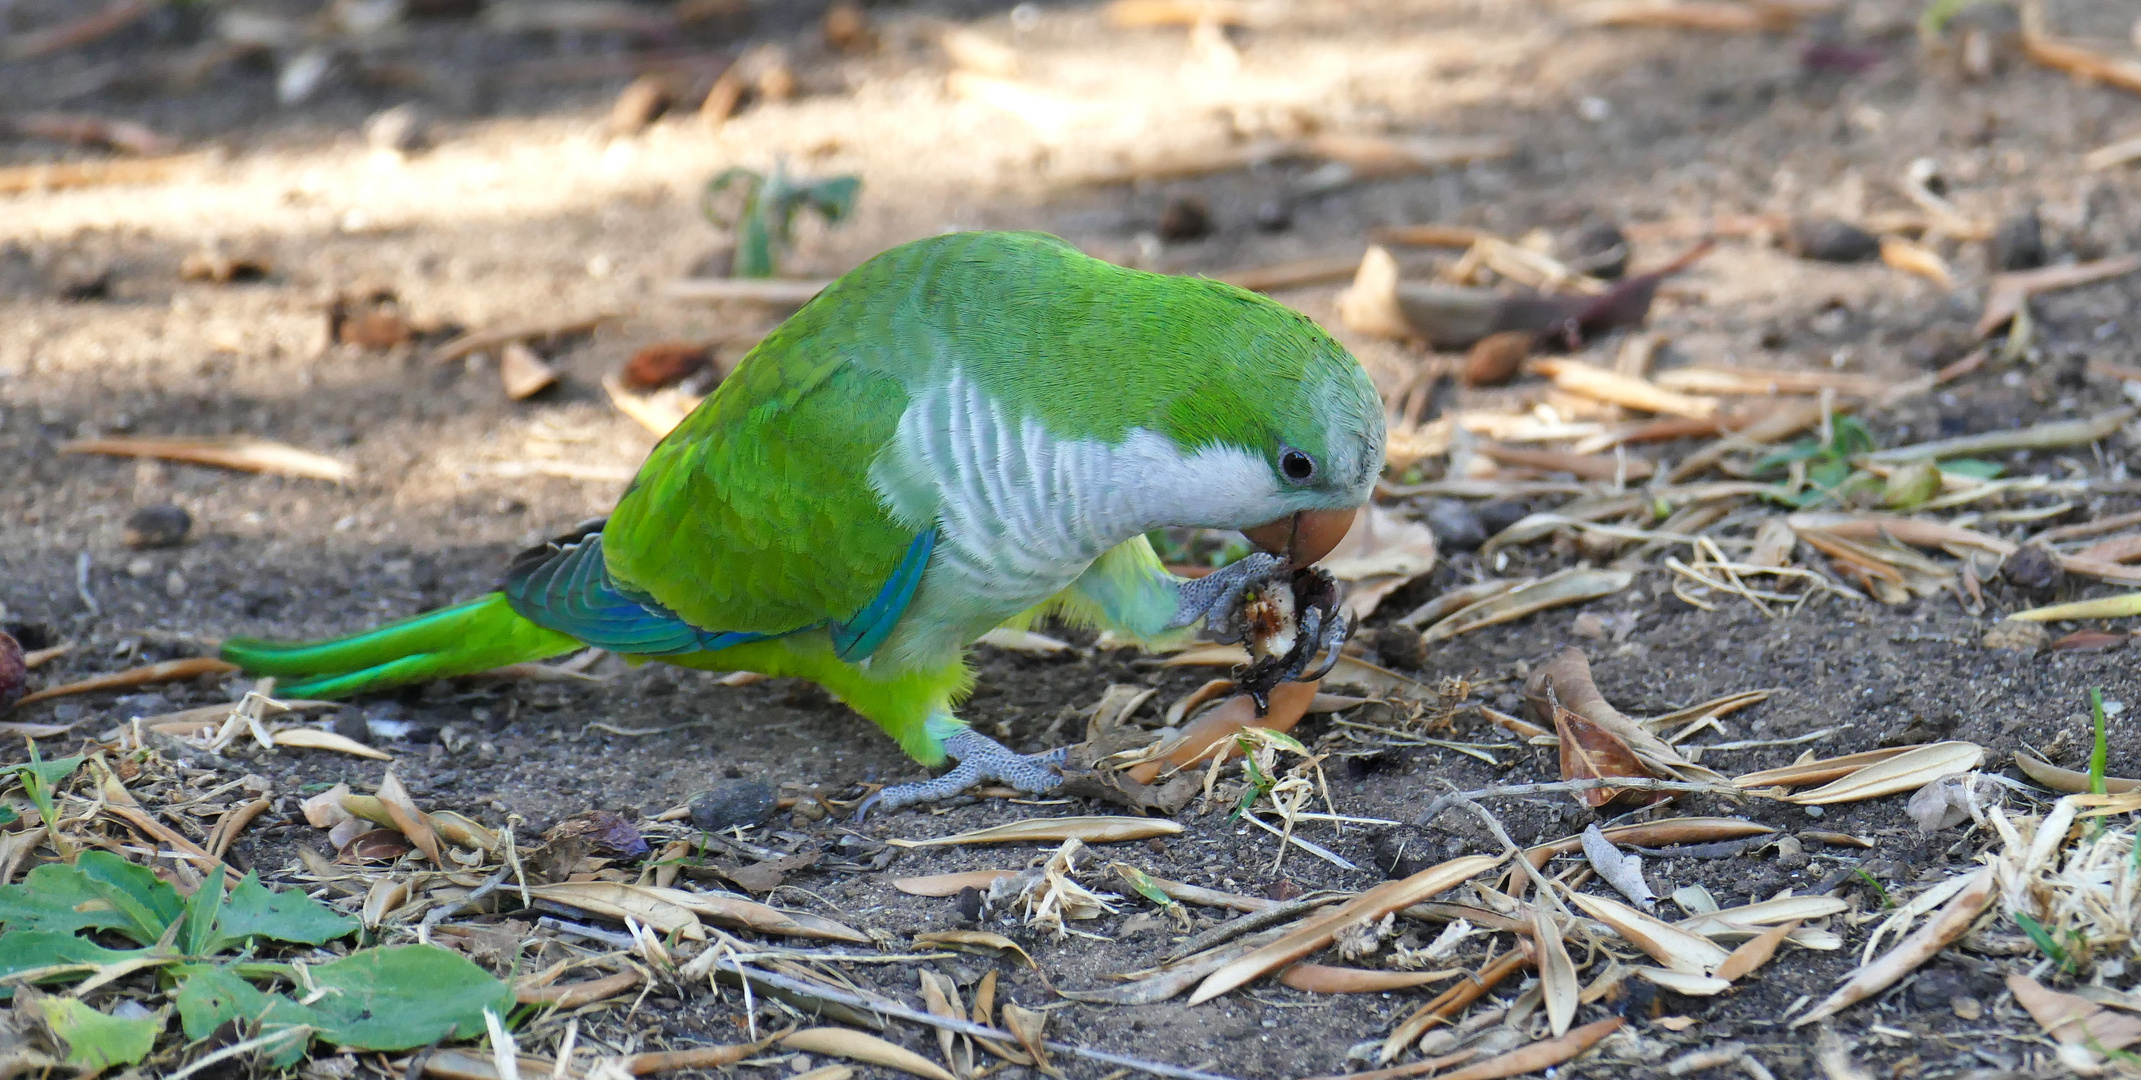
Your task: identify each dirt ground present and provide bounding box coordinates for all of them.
[6,0,2141,1076]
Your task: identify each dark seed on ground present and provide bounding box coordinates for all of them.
[1376,623,1428,670]
[690,777,778,832]
[1989,206,2046,272]
[1786,218,1881,263]
[1566,221,1629,279]
[2000,543,2063,592]
[123,504,192,549]
[1157,195,1213,242]
[1425,499,1488,552]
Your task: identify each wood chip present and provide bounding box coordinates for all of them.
[893,870,1016,896]
[1277,964,1460,993]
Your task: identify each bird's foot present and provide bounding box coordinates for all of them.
[1235,566,1352,714]
[1166,551,1290,641]
[857,728,1067,819]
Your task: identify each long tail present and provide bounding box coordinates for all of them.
[221,593,582,699]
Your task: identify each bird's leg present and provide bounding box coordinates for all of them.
[858,725,1067,818]
[1164,551,1289,641]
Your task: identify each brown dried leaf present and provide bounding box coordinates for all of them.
[339,828,414,863]
[1123,679,1318,784]
[515,969,642,1008]
[1784,742,1986,805]
[374,771,443,866]
[2013,749,2141,795]
[782,1027,956,1080]
[13,657,240,707]
[2009,973,2141,1051]
[890,817,1183,848]
[361,878,408,928]
[300,784,357,829]
[1000,1003,1056,1077]
[1188,854,1501,1004]
[1566,892,1732,974]
[523,882,707,941]
[1793,866,1996,1026]
[1551,691,1663,808]
[1977,256,2141,338]
[499,342,558,401]
[913,930,1037,969]
[893,870,1016,897]
[1733,747,1919,788]
[1534,907,1578,1036]
[1714,918,1799,982]
[1526,647,1723,782]
[1419,570,1634,643]
[61,436,353,482]
[1432,1016,1624,1080]
[270,726,392,760]
[1276,964,1459,993]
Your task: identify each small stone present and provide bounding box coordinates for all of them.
[364,105,430,154]
[1989,206,2046,273]
[1769,834,1809,870]
[331,711,372,744]
[1802,805,1824,819]
[1424,499,1488,552]
[1253,197,1293,232]
[1368,829,1431,881]
[1982,619,2050,654]
[1951,996,1983,1021]
[955,885,985,922]
[690,777,778,832]
[1786,218,1882,263]
[1156,195,1213,242]
[546,809,651,859]
[2001,544,2064,592]
[111,693,170,718]
[1566,221,1629,279]
[1477,499,1531,535]
[1375,623,1428,670]
[123,504,192,549]
[606,75,676,137]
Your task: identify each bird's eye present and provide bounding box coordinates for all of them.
[1279,448,1317,482]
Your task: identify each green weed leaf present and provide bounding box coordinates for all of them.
[0,932,151,1000]
[43,997,162,1073]
[210,872,357,952]
[304,944,515,1051]
[0,852,178,945]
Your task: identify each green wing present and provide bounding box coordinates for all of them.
[600,300,921,641]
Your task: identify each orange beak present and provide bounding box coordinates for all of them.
[1241,507,1359,567]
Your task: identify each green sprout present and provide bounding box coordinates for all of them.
[701,159,860,279]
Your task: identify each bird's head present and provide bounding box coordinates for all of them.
[1149,280,1386,567]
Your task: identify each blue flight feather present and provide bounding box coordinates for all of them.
[829,529,935,662]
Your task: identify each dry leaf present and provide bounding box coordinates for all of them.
[361,878,409,928]
[2008,973,2141,1052]
[893,870,1016,896]
[1526,648,1724,784]
[300,783,354,829]
[499,342,559,401]
[1124,680,1317,784]
[1551,691,1663,808]
[1879,236,1951,288]
[61,436,354,482]
[1732,747,1918,788]
[375,771,444,866]
[1784,742,1986,805]
[1714,918,1800,982]
[1567,892,1731,974]
[889,817,1183,848]
[1976,255,2141,338]
[516,970,642,1008]
[522,882,708,941]
[2013,749,2141,795]
[1188,854,1501,1004]
[2008,592,2141,622]
[1000,1003,1054,1076]
[913,930,1037,969]
[12,657,239,707]
[1433,1016,1624,1080]
[636,885,867,942]
[1630,967,1732,996]
[1277,964,1459,993]
[1419,569,1634,643]
[1534,907,1578,1037]
[271,726,392,760]
[1396,579,1522,629]
[1793,866,1996,1026]
[782,1028,956,1080]
[1528,357,1719,419]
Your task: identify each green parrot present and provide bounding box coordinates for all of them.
[222,231,1386,812]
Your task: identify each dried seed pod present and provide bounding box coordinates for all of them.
[1989,206,2046,272]
[622,341,714,391]
[1463,330,1531,387]
[2001,543,2064,592]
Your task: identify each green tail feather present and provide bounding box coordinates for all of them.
[220,593,582,699]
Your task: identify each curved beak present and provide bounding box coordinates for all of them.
[1241,507,1359,567]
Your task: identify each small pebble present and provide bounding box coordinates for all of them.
[364,104,430,154]
[1253,197,1293,232]
[1786,218,1881,263]
[1567,221,1629,279]
[2001,544,2064,592]
[690,777,778,832]
[1803,805,1824,819]
[1424,499,1487,552]
[1477,499,1531,535]
[123,504,192,549]
[1981,619,2050,654]
[332,710,372,744]
[955,885,985,922]
[1376,623,1428,670]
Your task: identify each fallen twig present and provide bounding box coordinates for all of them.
[1413,777,1745,826]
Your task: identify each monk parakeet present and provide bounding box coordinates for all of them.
[223,232,1386,812]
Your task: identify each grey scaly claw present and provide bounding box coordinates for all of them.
[855,729,1067,819]
[1298,606,1351,682]
[1166,551,1289,641]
